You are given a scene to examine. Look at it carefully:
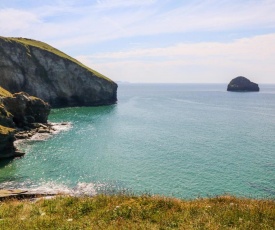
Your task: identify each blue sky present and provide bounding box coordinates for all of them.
[1,0,275,83]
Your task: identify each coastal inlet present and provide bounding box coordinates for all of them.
[1,84,275,199]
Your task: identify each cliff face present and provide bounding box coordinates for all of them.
[0,87,50,159]
[0,37,117,107]
[0,125,18,158]
[2,92,50,127]
[227,76,259,92]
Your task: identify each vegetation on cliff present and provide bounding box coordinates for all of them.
[0,125,17,158]
[0,87,14,132]
[0,86,12,97]
[0,86,50,158]
[0,194,274,229]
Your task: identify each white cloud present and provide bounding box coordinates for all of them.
[0,8,41,34]
[1,0,275,48]
[76,34,275,83]
[95,0,156,9]
[82,33,275,60]
[1,1,275,83]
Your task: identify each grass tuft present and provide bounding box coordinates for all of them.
[0,194,274,229]
[0,86,12,97]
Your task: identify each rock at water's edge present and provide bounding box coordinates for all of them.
[0,88,50,159]
[3,92,50,127]
[0,125,24,159]
[227,76,259,92]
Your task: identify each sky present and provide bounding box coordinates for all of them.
[1,0,275,83]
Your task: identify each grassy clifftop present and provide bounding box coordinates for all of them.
[0,194,274,229]
[0,36,112,82]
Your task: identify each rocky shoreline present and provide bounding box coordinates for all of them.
[0,90,52,159]
[14,122,72,153]
[0,122,72,159]
[0,189,58,200]
[14,122,71,142]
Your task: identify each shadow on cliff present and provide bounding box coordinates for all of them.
[49,104,117,122]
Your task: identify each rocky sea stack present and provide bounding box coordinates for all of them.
[227,76,259,92]
[0,36,117,107]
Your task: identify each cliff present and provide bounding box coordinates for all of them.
[0,125,18,158]
[0,36,117,107]
[227,76,259,92]
[0,86,50,159]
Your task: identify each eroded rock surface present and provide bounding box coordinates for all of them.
[0,125,23,158]
[0,88,50,159]
[2,92,50,127]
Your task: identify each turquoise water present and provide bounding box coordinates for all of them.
[1,84,275,198]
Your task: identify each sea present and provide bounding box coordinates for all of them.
[0,83,275,199]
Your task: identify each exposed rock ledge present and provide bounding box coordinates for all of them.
[0,189,57,200]
[0,88,51,159]
[227,76,260,92]
[14,122,71,147]
[0,125,24,159]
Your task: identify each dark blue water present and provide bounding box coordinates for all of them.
[0,84,275,198]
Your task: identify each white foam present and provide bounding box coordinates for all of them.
[0,181,98,197]
[31,122,72,141]
[72,182,97,196]
[14,122,72,147]
[49,122,73,134]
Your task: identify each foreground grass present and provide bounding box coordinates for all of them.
[0,195,274,230]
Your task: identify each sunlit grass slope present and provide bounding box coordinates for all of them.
[0,86,12,97]
[0,36,112,82]
[0,195,274,229]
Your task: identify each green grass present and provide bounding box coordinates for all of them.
[0,87,13,134]
[0,36,112,82]
[0,125,14,135]
[0,194,274,229]
[0,86,12,97]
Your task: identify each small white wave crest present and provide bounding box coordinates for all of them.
[30,122,72,141]
[14,122,72,148]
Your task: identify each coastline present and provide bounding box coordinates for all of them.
[13,122,72,150]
